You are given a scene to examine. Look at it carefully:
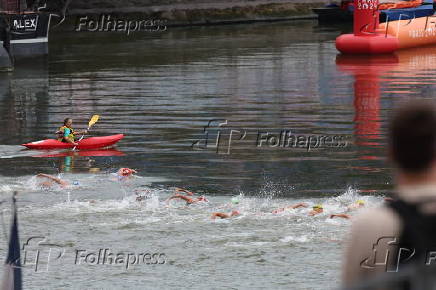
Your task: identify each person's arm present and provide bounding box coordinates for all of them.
[211,212,230,219]
[309,209,323,216]
[290,202,308,209]
[166,194,179,203]
[74,129,88,135]
[175,188,194,196]
[330,214,351,219]
[166,195,193,204]
[37,173,68,187]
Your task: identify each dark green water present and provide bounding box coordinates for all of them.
[0,21,414,197]
[1,19,436,290]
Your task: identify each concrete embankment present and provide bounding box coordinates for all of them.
[62,0,328,27]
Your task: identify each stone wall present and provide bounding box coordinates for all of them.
[64,0,330,26]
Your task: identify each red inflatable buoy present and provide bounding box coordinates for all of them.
[335,0,399,54]
[336,34,399,54]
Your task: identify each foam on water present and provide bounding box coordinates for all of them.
[0,173,386,290]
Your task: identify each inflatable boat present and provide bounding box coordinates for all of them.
[314,0,435,23]
[336,0,436,54]
[22,134,124,150]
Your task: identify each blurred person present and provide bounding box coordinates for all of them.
[342,101,436,288]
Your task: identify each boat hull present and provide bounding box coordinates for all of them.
[22,134,125,150]
[0,12,51,56]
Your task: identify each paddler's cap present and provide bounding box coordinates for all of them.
[357,200,365,205]
[231,197,240,204]
[313,204,323,210]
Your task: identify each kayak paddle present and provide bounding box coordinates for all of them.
[73,115,100,150]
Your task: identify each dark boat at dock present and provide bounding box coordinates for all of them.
[0,0,52,56]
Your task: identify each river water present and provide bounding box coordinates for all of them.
[0,20,436,289]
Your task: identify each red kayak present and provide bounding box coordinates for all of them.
[22,134,124,150]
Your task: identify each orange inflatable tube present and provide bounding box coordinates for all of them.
[378,0,422,10]
[336,0,436,54]
[379,16,436,49]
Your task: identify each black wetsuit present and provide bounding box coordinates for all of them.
[387,198,436,289]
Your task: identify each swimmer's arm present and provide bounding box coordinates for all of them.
[166,195,179,203]
[290,202,308,209]
[308,209,323,216]
[330,214,351,219]
[211,212,230,219]
[37,173,68,187]
[166,195,193,204]
[175,188,194,196]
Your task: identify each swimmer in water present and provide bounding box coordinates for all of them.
[174,187,195,196]
[272,202,308,214]
[117,168,137,180]
[347,200,365,211]
[211,210,240,220]
[166,194,208,205]
[308,204,324,216]
[36,173,68,188]
[329,200,365,219]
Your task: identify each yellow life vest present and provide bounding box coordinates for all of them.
[58,126,75,142]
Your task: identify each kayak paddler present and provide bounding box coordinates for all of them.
[56,118,88,146]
